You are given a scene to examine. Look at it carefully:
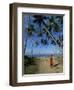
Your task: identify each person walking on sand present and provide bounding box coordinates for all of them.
[49,54,59,67]
[50,54,54,67]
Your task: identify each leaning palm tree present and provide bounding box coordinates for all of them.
[33,15,63,48]
[33,15,63,66]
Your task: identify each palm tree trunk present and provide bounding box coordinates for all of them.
[24,35,29,55]
[24,37,27,54]
[43,21,63,49]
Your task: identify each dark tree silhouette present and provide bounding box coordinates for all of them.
[24,14,63,55]
[33,15,63,49]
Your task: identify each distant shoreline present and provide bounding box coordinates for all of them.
[24,54,63,58]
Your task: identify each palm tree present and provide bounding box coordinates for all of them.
[48,16,63,47]
[33,15,63,66]
[33,15,63,48]
[24,25,33,54]
[24,16,35,55]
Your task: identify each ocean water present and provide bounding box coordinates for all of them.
[25,54,63,58]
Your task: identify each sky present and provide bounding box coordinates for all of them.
[23,14,63,56]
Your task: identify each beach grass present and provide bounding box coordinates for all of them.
[24,55,63,74]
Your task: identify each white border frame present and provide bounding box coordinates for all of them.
[17,7,70,83]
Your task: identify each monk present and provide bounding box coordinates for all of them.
[49,54,59,67]
[50,54,54,67]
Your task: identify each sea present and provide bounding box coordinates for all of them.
[25,54,63,58]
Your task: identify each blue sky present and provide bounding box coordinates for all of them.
[23,14,63,56]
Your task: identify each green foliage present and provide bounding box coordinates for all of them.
[27,28,33,36]
[51,40,56,45]
[56,16,63,24]
[25,15,63,52]
[27,25,35,37]
[41,39,48,45]
[33,15,47,24]
[24,55,36,67]
[37,32,43,37]
[48,16,61,32]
